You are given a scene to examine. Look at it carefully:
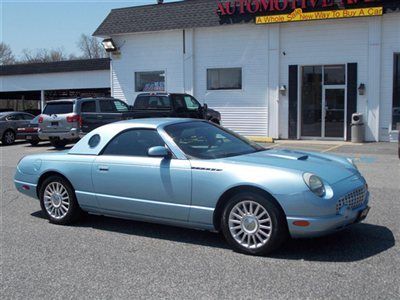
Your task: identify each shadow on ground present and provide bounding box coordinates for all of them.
[31,210,395,262]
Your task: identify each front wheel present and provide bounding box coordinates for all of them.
[2,130,15,145]
[39,175,82,225]
[221,192,288,256]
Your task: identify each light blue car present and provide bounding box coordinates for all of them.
[14,118,370,255]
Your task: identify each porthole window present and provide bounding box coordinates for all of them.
[88,134,101,148]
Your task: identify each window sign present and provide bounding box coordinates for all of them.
[135,71,166,92]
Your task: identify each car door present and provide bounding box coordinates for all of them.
[80,100,100,133]
[92,129,192,221]
[98,99,130,125]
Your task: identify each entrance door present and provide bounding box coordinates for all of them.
[323,88,346,138]
[301,65,346,139]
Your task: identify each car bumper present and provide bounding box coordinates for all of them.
[287,192,370,238]
[38,128,79,140]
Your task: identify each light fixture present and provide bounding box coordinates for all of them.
[358,83,366,95]
[101,38,118,52]
[279,85,287,96]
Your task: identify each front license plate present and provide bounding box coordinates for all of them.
[357,206,370,222]
[26,136,32,140]
[51,122,58,126]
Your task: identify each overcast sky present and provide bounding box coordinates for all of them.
[1,0,180,59]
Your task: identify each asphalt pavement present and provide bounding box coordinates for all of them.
[1,141,399,299]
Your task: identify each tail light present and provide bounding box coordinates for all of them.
[66,114,82,127]
[38,115,44,123]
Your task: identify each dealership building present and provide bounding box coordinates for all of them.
[94,0,400,142]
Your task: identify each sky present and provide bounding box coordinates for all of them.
[1,0,180,60]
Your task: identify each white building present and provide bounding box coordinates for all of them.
[94,0,400,141]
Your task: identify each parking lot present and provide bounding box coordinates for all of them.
[1,141,399,299]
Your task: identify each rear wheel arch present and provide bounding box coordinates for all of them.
[36,171,74,198]
[213,185,287,231]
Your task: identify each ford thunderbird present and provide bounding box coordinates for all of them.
[15,119,370,255]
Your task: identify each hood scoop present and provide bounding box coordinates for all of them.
[263,149,310,161]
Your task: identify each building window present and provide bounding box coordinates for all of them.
[135,71,165,92]
[207,68,242,90]
[393,54,400,130]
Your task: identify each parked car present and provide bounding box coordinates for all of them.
[15,119,370,256]
[0,111,35,145]
[38,98,132,148]
[132,93,221,124]
[17,115,45,146]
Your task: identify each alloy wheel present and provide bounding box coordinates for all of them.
[228,200,272,249]
[43,182,70,219]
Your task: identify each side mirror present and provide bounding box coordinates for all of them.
[203,103,208,111]
[148,146,171,158]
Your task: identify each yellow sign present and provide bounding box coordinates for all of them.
[256,7,383,25]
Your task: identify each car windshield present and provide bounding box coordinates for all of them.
[43,102,74,115]
[165,121,265,159]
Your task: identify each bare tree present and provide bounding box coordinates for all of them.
[21,48,67,63]
[77,34,107,59]
[0,42,15,65]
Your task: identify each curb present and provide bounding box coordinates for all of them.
[246,136,274,143]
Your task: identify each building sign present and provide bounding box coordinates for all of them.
[217,0,384,17]
[256,6,383,24]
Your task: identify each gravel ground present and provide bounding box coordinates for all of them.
[1,141,399,299]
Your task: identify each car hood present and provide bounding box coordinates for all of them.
[222,148,358,185]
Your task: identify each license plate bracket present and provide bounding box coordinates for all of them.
[51,122,59,126]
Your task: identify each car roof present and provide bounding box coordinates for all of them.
[68,118,203,156]
[137,93,187,96]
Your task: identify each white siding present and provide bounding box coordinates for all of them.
[111,30,184,104]
[0,70,109,92]
[380,14,400,141]
[194,24,270,137]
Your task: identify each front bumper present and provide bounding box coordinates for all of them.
[287,191,370,238]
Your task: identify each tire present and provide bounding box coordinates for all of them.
[39,175,82,225]
[2,130,16,145]
[221,192,288,256]
[29,139,40,146]
[49,138,67,149]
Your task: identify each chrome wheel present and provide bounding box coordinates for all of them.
[228,200,272,249]
[4,131,15,144]
[43,182,70,219]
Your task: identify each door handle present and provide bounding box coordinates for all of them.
[97,115,103,118]
[98,165,109,172]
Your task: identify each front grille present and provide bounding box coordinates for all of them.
[336,186,367,214]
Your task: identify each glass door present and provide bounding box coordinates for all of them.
[300,65,346,139]
[323,88,346,138]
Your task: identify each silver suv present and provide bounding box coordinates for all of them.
[39,98,131,148]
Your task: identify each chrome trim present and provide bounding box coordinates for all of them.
[14,180,37,187]
[76,190,215,211]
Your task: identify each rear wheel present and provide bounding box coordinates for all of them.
[2,130,16,145]
[221,192,288,256]
[39,175,82,225]
[49,138,67,149]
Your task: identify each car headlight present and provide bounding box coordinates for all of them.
[346,157,358,170]
[303,173,325,197]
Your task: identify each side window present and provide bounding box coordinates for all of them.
[81,101,97,113]
[6,114,18,121]
[100,100,116,113]
[22,114,34,120]
[134,96,150,109]
[102,129,166,157]
[113,100,129,112]
[172,95,186,111]
[184,96,200,111]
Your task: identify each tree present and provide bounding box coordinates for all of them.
[0,42,15,65]
[21,48,67,63]
[77,34,107,59]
